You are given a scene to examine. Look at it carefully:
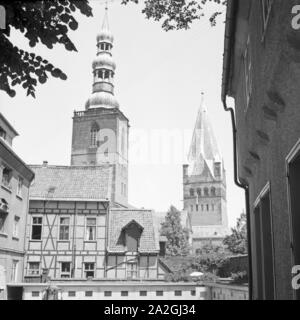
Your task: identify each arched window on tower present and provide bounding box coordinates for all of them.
[197,188,201,197]
[204,187,209,196]
[211,187,216,196]
[90,122,100,147]
[190,188,194,197]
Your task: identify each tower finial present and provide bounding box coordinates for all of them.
[102,3,110,30]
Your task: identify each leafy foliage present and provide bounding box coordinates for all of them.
[121,0,227,31]
[0,1,92,97]
[160,205,191,256]
[223,212,248,255]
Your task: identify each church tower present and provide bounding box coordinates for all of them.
[71,8,129,208]
[183,94,229,252]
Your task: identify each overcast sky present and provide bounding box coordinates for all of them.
[0,0,245,227]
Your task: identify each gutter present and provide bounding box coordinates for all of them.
[221,0,253,300]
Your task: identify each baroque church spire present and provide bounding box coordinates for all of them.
[188,93,222,178]
[85,7,119,109]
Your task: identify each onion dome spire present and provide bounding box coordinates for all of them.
[86,7,119,109]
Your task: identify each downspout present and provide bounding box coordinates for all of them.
[222,0,253,300]
[222,96,252,300]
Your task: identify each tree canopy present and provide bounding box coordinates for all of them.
[160,205,191,256]
[0,1,92,98]
[223,212,248,255]
[121,0,227,31]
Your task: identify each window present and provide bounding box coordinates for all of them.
[90,123,99,147]
[254,184,275,300]
[197,188,201,196]
[211,187,216,196]
[68,291,76,297]
[59,217,70,240]
[2,166,12,190]
[28,262,40,276]
[201,204,204,211]
[214,162,221,177]
[84,263,95,278]
[86,218,96,241]
[261,0,273,33]
[287,145,300,300]
[31,217,42,240]
[174,290,182,296]
[0,127,6,140]
[191,290,196,296]
[140,291,147,297]
[190,188,194,197]
[244,36,252,110]
[0,209,7,233]
[32,291,40,297]
[204,187,209,196]
[13,216,20,238]
[121,291,128,297]
[196,204,199,212]
[127,262,138,279]
[11,260,18,283]
[206,204,209,211]
[16,177,23,197]
[60,262,71,278]
[156,291,163,296]
[85,291,93,297]
[104,291,112,297]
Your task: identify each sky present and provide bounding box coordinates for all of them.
[0,0,245,227]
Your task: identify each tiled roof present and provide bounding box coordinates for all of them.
[29,165,112,201]
[108,209,159,253]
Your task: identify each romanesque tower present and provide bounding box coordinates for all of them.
[183,94,229,252]
[71,9,129,208]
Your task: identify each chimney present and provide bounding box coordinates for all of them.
[43,161,48,167]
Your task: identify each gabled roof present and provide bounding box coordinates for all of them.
[29,165,112,201]
[188,94,222,178]
[108,209,159,253]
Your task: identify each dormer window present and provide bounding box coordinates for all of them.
[122,220,143,253]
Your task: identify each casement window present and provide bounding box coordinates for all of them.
[244,36,252,110]
[31,217,42,240]
[254,184,275,300]
[60,262,71,278]
[1,166,12,190]
[59,217,70,240]
[261,0,273,34]
[11,260,18,283]
[28,262,40,276]
[126,262,138,279]
[13,216,20,238]
[84,263,95,278]
[85,217,96,241]
[17,177,23,197]
[31,217,43,240]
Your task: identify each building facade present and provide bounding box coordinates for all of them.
[23,165,169,286]
[222,0,300,300]
[71,12,128,208]
[0,113,34,300]
[183,96,229,252]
